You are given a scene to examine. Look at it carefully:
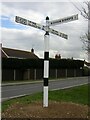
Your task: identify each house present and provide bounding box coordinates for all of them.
[1,47,40,81]
[1,46,85,81]
[1,47,39,59]
[84,60,90,68]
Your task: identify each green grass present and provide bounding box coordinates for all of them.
[49,85,88,105]
[2,84,88,112]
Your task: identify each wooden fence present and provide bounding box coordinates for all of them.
[2,68,83,81]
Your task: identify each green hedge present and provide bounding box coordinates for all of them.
[83,66,90,76]
[49,59,84,69]
[2,58,84,69]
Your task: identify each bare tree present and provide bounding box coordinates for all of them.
[80,1,90,53]
[70,1,89,19]
[70,1,90,63]
[81,1,89,19]
[81,1,90,62]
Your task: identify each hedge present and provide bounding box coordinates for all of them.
[2,58,84,69]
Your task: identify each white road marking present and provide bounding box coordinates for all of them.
[2,93,31,102]
[51,83,88,91]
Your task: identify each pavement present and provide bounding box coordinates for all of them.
[1,76,89,86]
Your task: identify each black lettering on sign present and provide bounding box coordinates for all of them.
[31,22,37,27]
[28,20,32,26]
[16,16,27,25]
[21,18,27,25]
[60,16,74,23]
[58,20,62,23]
[37,25,41,29]
[42,26,45,30]
[52,29,59,35]
[28,20,36,28]
[15,16,19,22]
[60,33,63,37]
[15,16,21,23]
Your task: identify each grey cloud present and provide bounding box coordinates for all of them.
[1,2,87,60]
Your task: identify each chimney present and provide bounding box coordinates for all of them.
[55,54,61,59]
[31,48,34,53]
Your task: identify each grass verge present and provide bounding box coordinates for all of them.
[2,84,88,112]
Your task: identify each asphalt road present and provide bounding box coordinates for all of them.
[2,77,89,101]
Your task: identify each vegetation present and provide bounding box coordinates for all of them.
[49,84,88,105]
[2,58,84,69]
[71,1,90,53]
[83,66,90,76]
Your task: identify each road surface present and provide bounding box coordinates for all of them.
[2,77,88,101]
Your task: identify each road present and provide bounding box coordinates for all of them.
[2,77,88,101]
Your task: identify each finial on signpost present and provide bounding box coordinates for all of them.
[46,16,49,20]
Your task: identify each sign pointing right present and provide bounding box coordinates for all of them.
[48,14,78,26]
[48,28,68,39]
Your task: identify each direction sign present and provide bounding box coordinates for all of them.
[48,28,68,39]
[15,16,45,31]
[48,14,78,26]
[15,16,68,39]
[15,16,27,25]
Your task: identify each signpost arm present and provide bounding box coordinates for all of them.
[43,16,49,107]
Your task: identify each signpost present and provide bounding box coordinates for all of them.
[15,14,78,107]
[48,14,78,26]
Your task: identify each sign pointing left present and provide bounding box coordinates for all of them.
[15,16,45,31]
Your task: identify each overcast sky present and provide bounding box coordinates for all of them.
[0,0,88,60]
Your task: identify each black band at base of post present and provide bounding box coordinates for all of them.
[43,78,48,86]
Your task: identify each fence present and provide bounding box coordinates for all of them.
[2,68,83,81]
[2,58,84,81]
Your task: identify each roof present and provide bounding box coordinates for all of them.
[1,47,39,59]
[84,61,90,67]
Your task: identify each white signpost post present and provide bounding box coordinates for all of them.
[15,14,78,107]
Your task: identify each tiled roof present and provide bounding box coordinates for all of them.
[84,61,90,67]
[1,47,39,59]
